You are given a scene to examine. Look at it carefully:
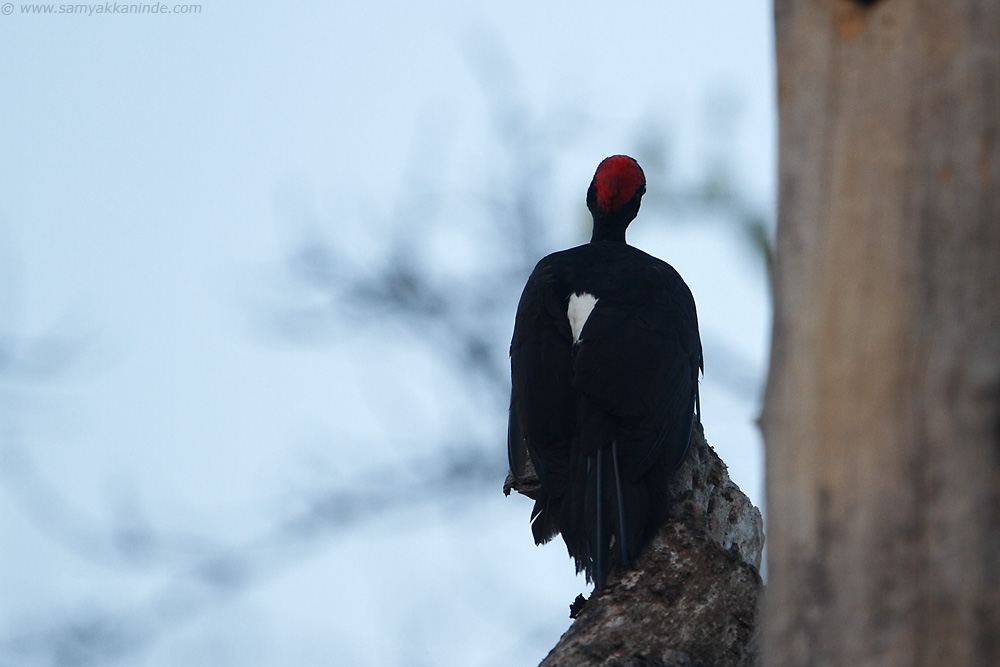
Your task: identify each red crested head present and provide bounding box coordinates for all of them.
[589,155,646,215]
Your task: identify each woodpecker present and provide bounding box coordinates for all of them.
[508,155,702,588]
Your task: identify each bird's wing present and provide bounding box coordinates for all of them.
[508,259,575,497]
[571,261,701,481]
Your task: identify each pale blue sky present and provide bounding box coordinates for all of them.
[1,2,774,664]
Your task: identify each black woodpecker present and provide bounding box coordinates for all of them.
[508,155,703,588]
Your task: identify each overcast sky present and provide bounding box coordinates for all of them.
[1,2,774,665]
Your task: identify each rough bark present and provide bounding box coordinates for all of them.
[505,424,764,667]
[764,1,1000,665]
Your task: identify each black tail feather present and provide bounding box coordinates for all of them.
[561,443,646,587]
[530,493,560,545]
[594,451,607,588]
[612,441,628,568]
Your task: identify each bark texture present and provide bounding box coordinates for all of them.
[506,424,764,667]
[764,1,1000,665]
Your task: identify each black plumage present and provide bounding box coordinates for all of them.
[508,155,702,587]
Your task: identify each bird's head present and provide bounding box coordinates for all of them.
[586,155,646,242]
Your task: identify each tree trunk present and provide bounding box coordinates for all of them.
[507,424,764,666]
[763,1,1000,665]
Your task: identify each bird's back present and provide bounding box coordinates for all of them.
[509,241,701,585]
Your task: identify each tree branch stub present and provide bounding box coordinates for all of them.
[506,424,764,667]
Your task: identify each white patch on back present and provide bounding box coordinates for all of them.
[567,292,599,344]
